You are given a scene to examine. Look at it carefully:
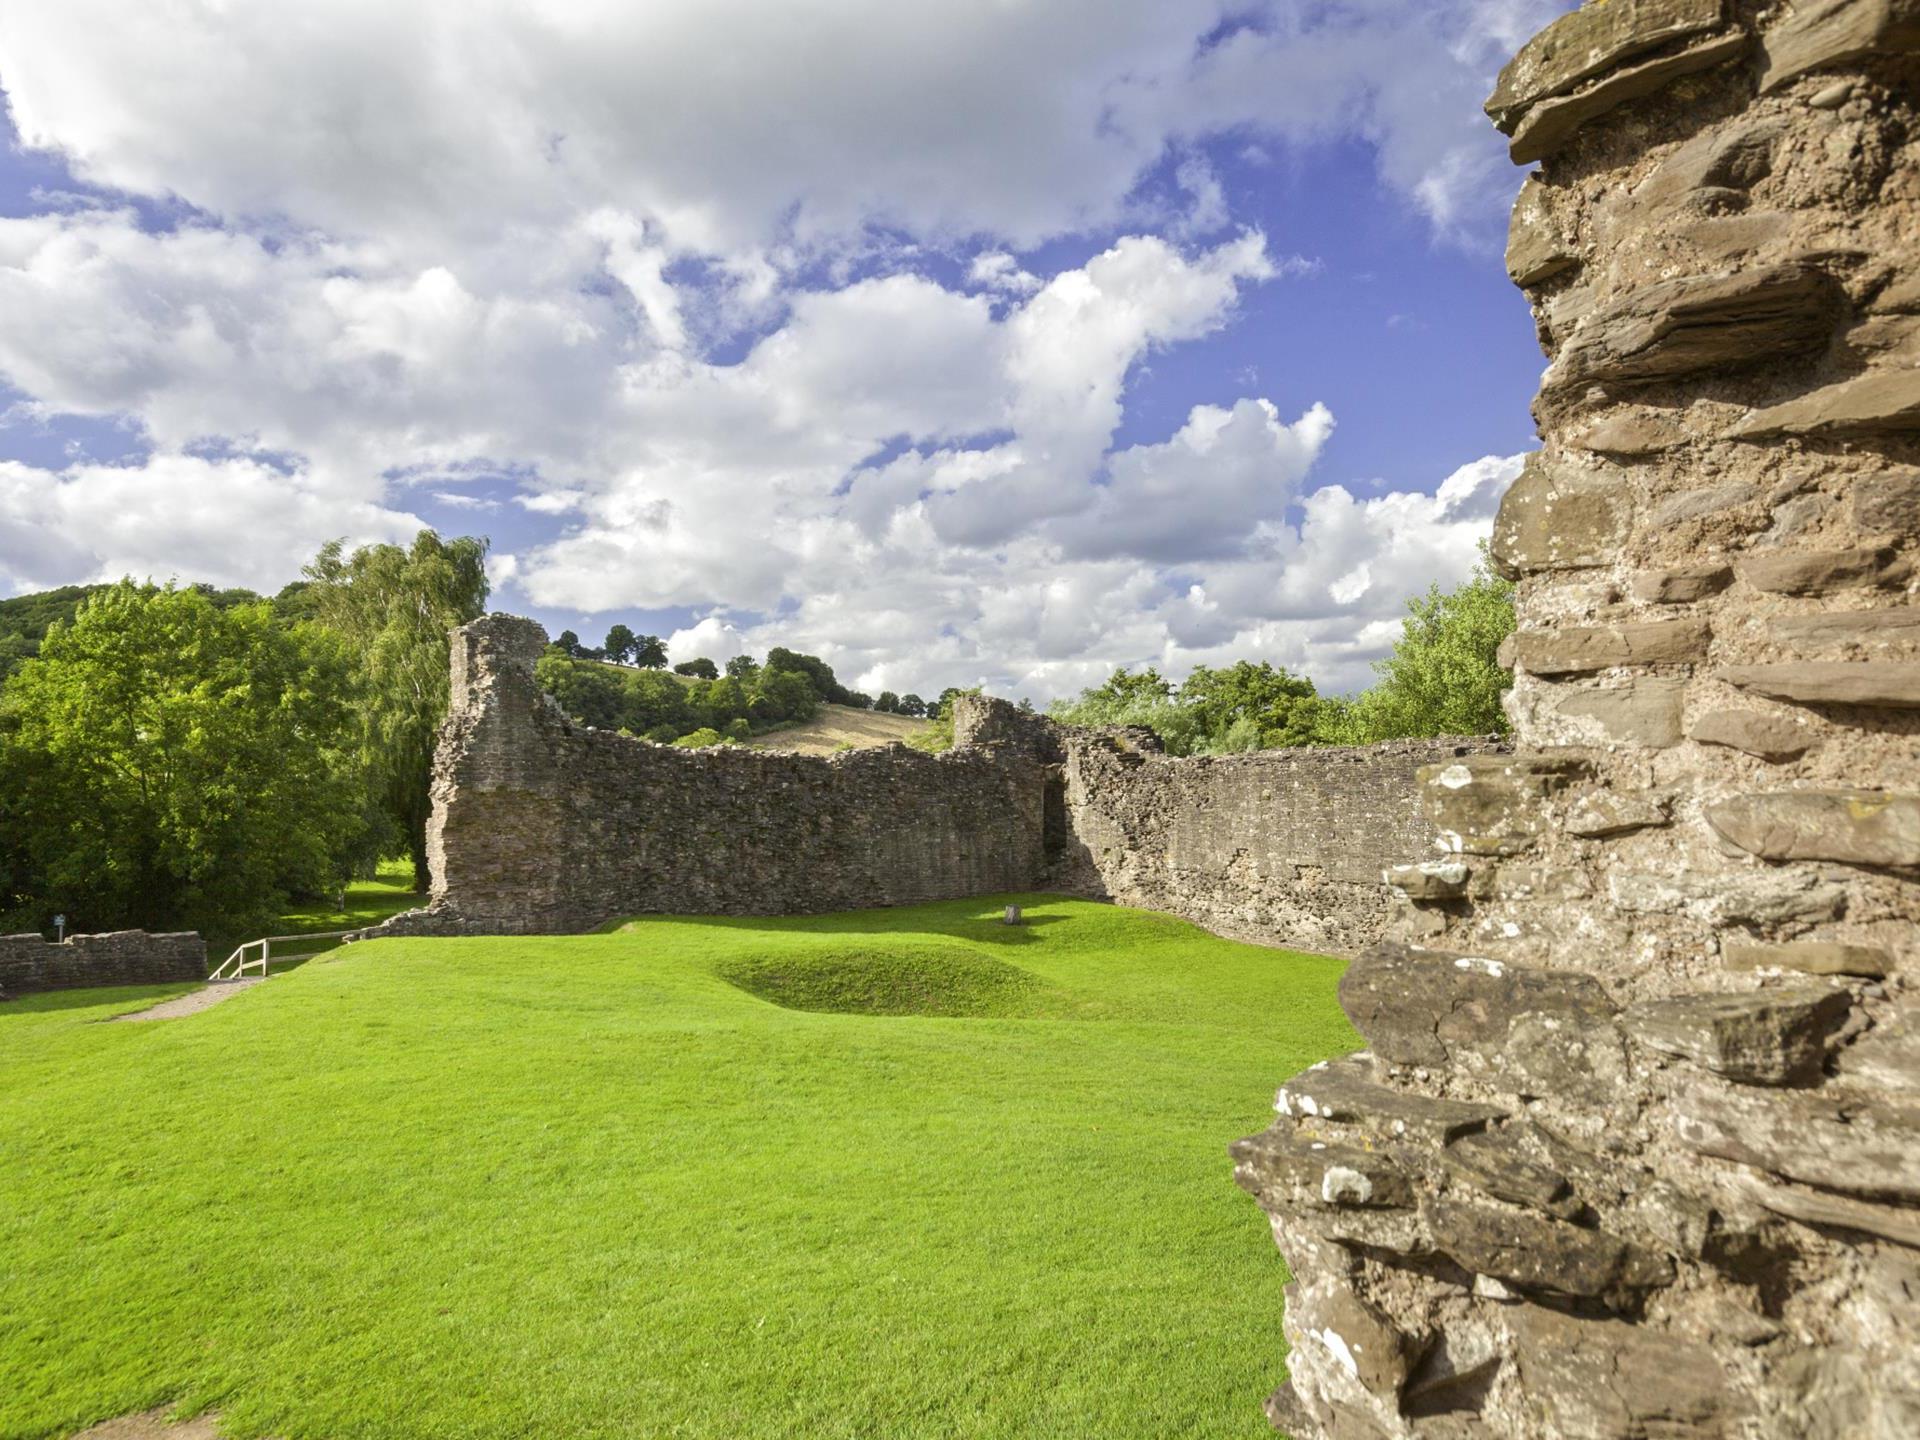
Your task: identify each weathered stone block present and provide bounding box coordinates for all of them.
[1675,1081,1920,1202]
[1487,0,1727,130]
[1723,940,1892,978]
[1773,610,1920,655]
[1509,32,1751,165]
[1548,264,1842,394]
[1689,708,1816,761]
[1742,1174,1920,1251]
[1509,1308,1729,1438]
[1651,481,1758,528]
[1513,619,1711,675]
[1855,470,1920,535]
[1706,790,1920,866]
[1507,175,1580,287]
[1339,943,1623,1093]
[1566,789,1673,837]
[1384,860,1469,902]
[1721,661,1920,708]
[1443,1129,1580,1219]
[1557,677,1687,747]
[1632,564,1733,603]
[1423,1198,1673,1299]
[1624,986,1851,1084]
[1419,754,1590,854]
[1609,869,1848,925]
[1489,453,1627,577]
[1230,1125,1413,1211]
[1759,0,1920,93]
[1732,367,1920,437]
[1580,407,1690,455]
[1623,115,1782,221]
[1736,546,1905,595]
[1276,1055,1506,1142]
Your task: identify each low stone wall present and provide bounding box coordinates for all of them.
[0,930,207,997]
[1055,733,1510,956]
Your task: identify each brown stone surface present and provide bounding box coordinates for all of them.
[1243,3,1920,1433]
[1624,985,1851,1083]
[1689,707,1815,760]
[1509,32,1750,165]
[1487,0,1726,130]
[1732,366,1920,437]
[1736,545,1905,595]
[1488,453,1626,576]
[1705,790,1920,867]
[1758,0,1920,92]
[1557,677,1687,746]
[1721,661,1920,708]
[1723,940,1892,978]
[1511,618,1711,674]
[1546,262,1842,395]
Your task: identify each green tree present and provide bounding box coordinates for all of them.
[554,629,582,657]
[1179,661,1319,749]
[674,657,719,680]
[303,531,490,888]
[875,691,900,713]
[633,634,668,669]
[1340,558,1516,742]
[724,655,760,681]
[750,668,819,725]
[1048,667,1203,754]
[899,693,927,718]
[603,624,637,665]
[0,582,365,936]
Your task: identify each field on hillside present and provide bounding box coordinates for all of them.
[0,898,1356,1440]
[754,703,932,754]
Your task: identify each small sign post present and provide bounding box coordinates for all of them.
[53,913,66,943]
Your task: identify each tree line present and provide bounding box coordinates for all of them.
[0,532,489,940]
[1047,560,1515,754]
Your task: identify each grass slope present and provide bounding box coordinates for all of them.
[751,704,931,755]
[0,896,1356,1440]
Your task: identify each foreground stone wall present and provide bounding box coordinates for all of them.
[1237,4,1920,1436]
[0,931,207,997]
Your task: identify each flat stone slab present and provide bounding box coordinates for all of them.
[1720,662,1920,708]
[1705,790,1920,867]
[1625,986,1851,1084]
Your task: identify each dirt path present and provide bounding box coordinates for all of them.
[113,977,266,1022]
[70,1410,224,1440]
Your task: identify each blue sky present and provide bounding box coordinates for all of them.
[0,0,1570,699]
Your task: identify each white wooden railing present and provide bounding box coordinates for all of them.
[209,929,355,981]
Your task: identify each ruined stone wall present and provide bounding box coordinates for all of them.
[1053,732,1511,956]
[386,619,1488,953]
[0,930,207,997]
[377,616,1050,934]
[1236,4,1920,1436]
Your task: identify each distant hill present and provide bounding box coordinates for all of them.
[754,705,932,756]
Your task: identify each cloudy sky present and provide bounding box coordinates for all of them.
[0,0,1569,701]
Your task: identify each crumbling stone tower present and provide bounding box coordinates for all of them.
[1235,3,1920,1436]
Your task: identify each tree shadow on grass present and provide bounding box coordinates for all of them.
[0,982,199,1017]
[613,894,1082,949]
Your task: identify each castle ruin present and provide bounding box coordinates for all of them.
[1234,3,1920,1435]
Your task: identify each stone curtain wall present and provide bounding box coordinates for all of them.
[383,618,1481,952]
[378,616,1051,935]
[1054,733,1510,957]
[0,931,206,997]
[1236,4,1920,1438]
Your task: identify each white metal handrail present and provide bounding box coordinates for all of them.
[209,928,356,981]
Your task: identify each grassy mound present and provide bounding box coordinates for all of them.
[716,939,1048,1016]
[0,895,1357,1440]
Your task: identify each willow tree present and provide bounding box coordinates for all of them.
[304,531,490,889]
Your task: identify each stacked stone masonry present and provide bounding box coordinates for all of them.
[374,614,1503,955]
[1237,4,1920,1437]
[0,930,207,998]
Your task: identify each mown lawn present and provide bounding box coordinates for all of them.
[0,896,1356,1440]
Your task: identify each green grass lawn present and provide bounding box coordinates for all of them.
[0,895,1356,1440]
